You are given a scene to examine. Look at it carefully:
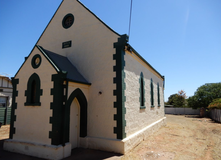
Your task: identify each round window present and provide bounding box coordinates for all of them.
[35,57,40,66]
[32,54,41,69]
[62,13,74,29]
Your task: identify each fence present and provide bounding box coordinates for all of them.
[0,107,11,125]
[165,108,200,115]
[210,109,221,123]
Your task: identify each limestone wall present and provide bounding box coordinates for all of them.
[124,50,165,137]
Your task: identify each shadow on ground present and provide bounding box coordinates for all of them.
[184,115,200,118]
[0,139,122,160]
[0,139,43,160]
[64,148,122,160]
[184,114,221,124]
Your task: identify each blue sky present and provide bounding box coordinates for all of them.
[0,0,221,101]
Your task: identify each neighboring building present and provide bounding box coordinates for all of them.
[0,75,12,125]
[4,0,166,159]
[0,75,12,108]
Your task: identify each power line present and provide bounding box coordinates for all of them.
[128,0,133,41]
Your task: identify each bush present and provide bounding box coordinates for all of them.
[166,90,187,108]
[208,98,221,109]
[188,83,221,109]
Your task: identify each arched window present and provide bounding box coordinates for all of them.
[150,78,154,107]
[25,73,42,106]
[139,72,145,109]
[157,83,160,107]
[31,80,37,103]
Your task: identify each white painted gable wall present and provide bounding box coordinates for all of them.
[37,0,120,139]
[13,47,56,145]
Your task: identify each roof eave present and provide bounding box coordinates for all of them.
[36,45,61,73]
[77,0,121,37]
[67,78,91,85]
[126,44,165,80]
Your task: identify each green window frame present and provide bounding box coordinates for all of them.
[31,54,42,69]
[62,13,74,29]
[150,78,154,108]
[157,83,160,107]
[139,72,145,109]
[25,73,42,106]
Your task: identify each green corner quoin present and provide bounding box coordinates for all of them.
[49,72,67,145]
[9,78,19,139]
[49,70,88,146]
[113,34,128,139]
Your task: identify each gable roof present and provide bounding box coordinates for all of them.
[37,45,90,85]
[76,0,120,36]
[14,0,164,82]
[35,0,120,47]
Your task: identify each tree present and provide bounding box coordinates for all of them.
[208,98,221,109]
[175,90,187,107]
[166,94,177,106]
[166,90,187,107]
[188,83,221,109]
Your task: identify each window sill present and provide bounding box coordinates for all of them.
[151,105,155,108]
[25,102,41,106]
[158,105,161,107]
[140,106,146,109]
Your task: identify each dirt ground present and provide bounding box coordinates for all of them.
[0,115,221,160]
[121,115,221,160]
[0,125,10,140]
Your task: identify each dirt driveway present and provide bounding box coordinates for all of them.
[0,115,221,160]
[121,115,221,160]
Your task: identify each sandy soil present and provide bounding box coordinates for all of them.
[0,125,10,140]
[121,115,221,160]
[0,115,221,160]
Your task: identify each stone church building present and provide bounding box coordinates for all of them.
[4,0,166,159]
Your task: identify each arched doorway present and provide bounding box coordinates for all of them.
[65,88,87,149]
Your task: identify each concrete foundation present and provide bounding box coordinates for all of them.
[80,117,166,154]
[3,140,71,160]
[4,117,166,159]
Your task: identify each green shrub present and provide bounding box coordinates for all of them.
[208,98,221,109]
[188,83,221,109]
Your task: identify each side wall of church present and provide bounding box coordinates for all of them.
[124,50,165,137]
